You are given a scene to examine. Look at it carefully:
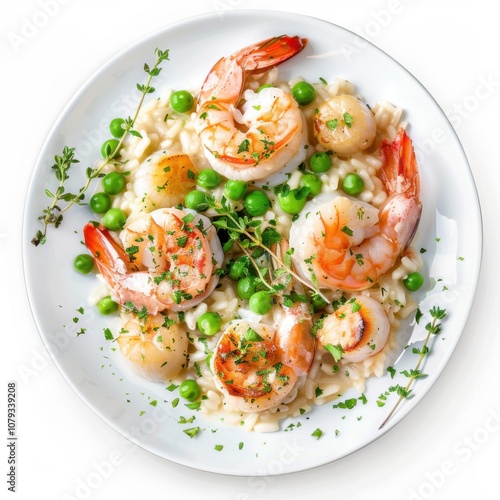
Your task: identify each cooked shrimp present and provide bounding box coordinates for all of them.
[83,208,224,314]
[195,35,307,182]
[212,249,315,413]
[117,313,188,381]
[315,295,390,363]
[290,129,421,291]
[212,321,298,413]
[314,94,376,157]
[133,152,198,211]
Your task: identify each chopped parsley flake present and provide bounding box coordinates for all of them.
[326,119,338,130]
[343,112,354,127]
[183,427,200,438]
[103,328,114,341]
[311,428,323,439]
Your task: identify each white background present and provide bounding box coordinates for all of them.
[2,0,499,499]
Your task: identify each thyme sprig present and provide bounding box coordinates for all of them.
[208,195,328,301]
[378,306,447,429]
[32,48,170,246]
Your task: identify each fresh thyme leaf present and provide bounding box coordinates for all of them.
[379,306,447,429]
[207,197,328,304]
[32,47,170,246]
[261,227,282,248]
[31,146,79,246]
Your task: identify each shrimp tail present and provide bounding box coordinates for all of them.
[379,128,420,198]
[238,35,307,72]
[198,35,306,104]
[83,222,133,282]
[379,129,422,251]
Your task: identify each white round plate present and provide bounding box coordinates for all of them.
[23,10,482,475]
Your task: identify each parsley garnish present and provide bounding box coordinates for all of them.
[343,112,353,127]
[324,343,344,362]
[326,119,338,130]
[311,428,323,439]
[238,139,250,153]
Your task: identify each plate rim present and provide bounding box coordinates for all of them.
[21,8,483,476]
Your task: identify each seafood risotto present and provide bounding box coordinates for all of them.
[83,36,423,432]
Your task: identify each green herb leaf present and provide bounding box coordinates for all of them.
[324,343,344,362]
[311,428,323,439]
[343,112,353,128]
[238,139,250,153]
[183,427,200,438]
[244,328,265,342]
[326,119,338,130]
[103,328,114,341]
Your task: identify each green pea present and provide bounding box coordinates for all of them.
[101,171,126,195]
[278,188,309,215]
[249,291,273,315]
[100,139,121,159]
[109,118,126,138]
[309,152,332,173]
[342,173,365,196]
[403,272,425,291]
[197,312,222,336]
[102,208,127,231]
[96,295,119,315]
[299,173,323,197]
[170,90,195,113]
[89,192,112,214]
[244,190,271,217]
[236,277,256,300]
[184,190,209,211]
[292,81,316,106]
[224,180,248,201]
[197,169,222,189]
[73,254,94,275]
[178,379,201,401]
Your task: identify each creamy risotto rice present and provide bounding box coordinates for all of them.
[87,51,422,432]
